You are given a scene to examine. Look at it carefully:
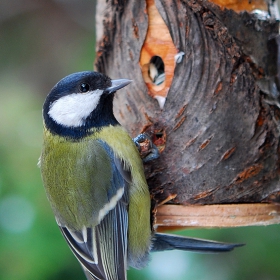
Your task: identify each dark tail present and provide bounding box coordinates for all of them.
[152,233,244,253]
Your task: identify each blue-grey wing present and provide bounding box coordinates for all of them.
[59,140,129,280]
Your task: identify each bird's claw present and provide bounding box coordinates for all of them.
[133,133,160,163]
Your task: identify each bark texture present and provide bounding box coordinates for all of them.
[95,0,280,210]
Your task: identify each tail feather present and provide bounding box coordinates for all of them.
[152,233,244,253]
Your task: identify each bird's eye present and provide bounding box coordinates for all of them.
[79,83,90,93]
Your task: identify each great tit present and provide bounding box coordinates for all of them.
[148,55,165,86]
[39,71,242,280]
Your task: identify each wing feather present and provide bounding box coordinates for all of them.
[58,140,130,280]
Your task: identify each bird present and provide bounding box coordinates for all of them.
[39,71,243,280]
[148,56,166,109]
[148,55,165,86]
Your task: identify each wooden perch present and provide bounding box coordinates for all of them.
[155,203,280,229]
[95,0,280,228]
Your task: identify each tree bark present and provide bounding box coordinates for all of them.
[95,0,280,228]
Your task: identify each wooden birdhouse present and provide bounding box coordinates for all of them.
[95,0,280,229]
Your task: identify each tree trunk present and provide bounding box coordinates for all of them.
[95,0,280,228]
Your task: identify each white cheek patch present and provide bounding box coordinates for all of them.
[48,90,103,127]
[97,188,124,223]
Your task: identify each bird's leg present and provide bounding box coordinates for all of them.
[133,133,160,163]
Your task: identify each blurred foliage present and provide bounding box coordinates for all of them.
[0,1,280,280]
[0,1,94,279]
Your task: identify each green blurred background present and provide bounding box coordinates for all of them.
[0,1,280,279]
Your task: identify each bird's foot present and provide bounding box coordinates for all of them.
[133,133,160,163]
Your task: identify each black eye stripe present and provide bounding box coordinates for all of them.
[79,83,90,93]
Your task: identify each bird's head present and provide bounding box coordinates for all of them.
[43,71,131,138]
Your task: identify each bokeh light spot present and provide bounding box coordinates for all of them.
[148,250,190,280]
[0,195,35,233]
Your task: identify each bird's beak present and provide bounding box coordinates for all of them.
[105,79,132,94]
